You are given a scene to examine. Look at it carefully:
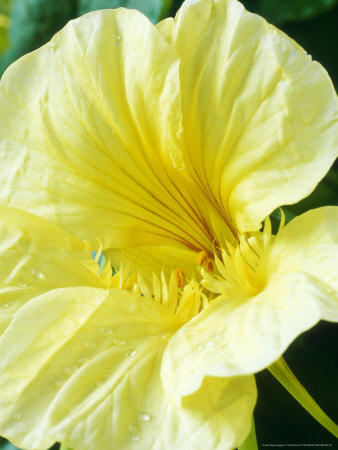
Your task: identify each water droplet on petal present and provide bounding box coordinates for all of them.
[131,435,140,442]
[17,282,28,288]
[126,349,136,357]
[83,340,96,349]
[13,412,22,420]
[2,303,9,309]
[197,345,204,351]
[55,379,64,388]
[113,338,126,346]
[145,323,161,334]
[138,412,151,422]
[206,341,215,347]
[64,365,77,376]
[78,357,89,365]
[116,35,121,44]
[32,269,44,279]
[128,425,138,432]
[100,327,113,336]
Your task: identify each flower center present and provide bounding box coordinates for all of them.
[200,216,281,299]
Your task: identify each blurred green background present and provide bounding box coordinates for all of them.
[0,0,337,449]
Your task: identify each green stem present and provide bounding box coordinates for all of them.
[268,357,338,438]
[60,445,73,450]
[238,416,258,450]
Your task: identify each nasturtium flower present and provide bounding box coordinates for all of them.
[0,0,337,448]
[0,205,256,449]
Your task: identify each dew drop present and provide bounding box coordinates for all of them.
[128,425,138,432]
[145,323,161,334]
[64,365,77,376]
[132,283,140,294]
[32,269,44,279]
[13,412,22,421]
[131,435,140,442]
[206,341,215,347]
[100,327,113,336]
[83,340,96,349]
[116,35,121,44]
[96,380,104,387]
[55,379,64,388]
[17,282,28,288]
[197,345,204,351]
[78,356,89,365]
[126,349,136,357]
[2,303,9,309]
[113,338,126,346]
[138,412,151,422]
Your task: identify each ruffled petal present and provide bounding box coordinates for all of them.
[0,287,255,450]
[0,205,105,335]
[0,9,211,251]
[162,207,338,400]
[163,0,338,233]
[162,271,337,401]
[268,206,338,304]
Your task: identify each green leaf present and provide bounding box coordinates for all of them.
[0,440,22,450]
[244,0,338,26]
[77,0,174,23]
[0,0,12,16]
[0,0,12,54]
[268,357,338,438]
[0,0,76,74]
[0,19,10,54]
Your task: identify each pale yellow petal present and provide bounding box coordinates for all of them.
[0,205,105,335]
[162,271,337,400]
[0,9,211,251]
[268,207,338,307]
[165,0,338,233]
[0,287,255,450]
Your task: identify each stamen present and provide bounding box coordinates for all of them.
[196,250,209,266]
[174,269,185,288]
[196,249,214,272]
[207,260,214,273]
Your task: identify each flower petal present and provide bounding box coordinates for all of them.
[0,205,105,335]
[164,0,338,233]
[0,9,211,251]
[268,206,338,304]
[162,271,337,401]
[0,287,255,450]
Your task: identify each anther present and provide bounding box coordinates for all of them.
[196,250,209,266]
[196,250,214,272]
[207,260,214,272]
[174,269,185,288]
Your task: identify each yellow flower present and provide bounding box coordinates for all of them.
[0,205,257,449]
[0,0,337,449]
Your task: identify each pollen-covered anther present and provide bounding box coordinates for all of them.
[207,260,214,273]
[196,250,214,272]
[174,269,185,288]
